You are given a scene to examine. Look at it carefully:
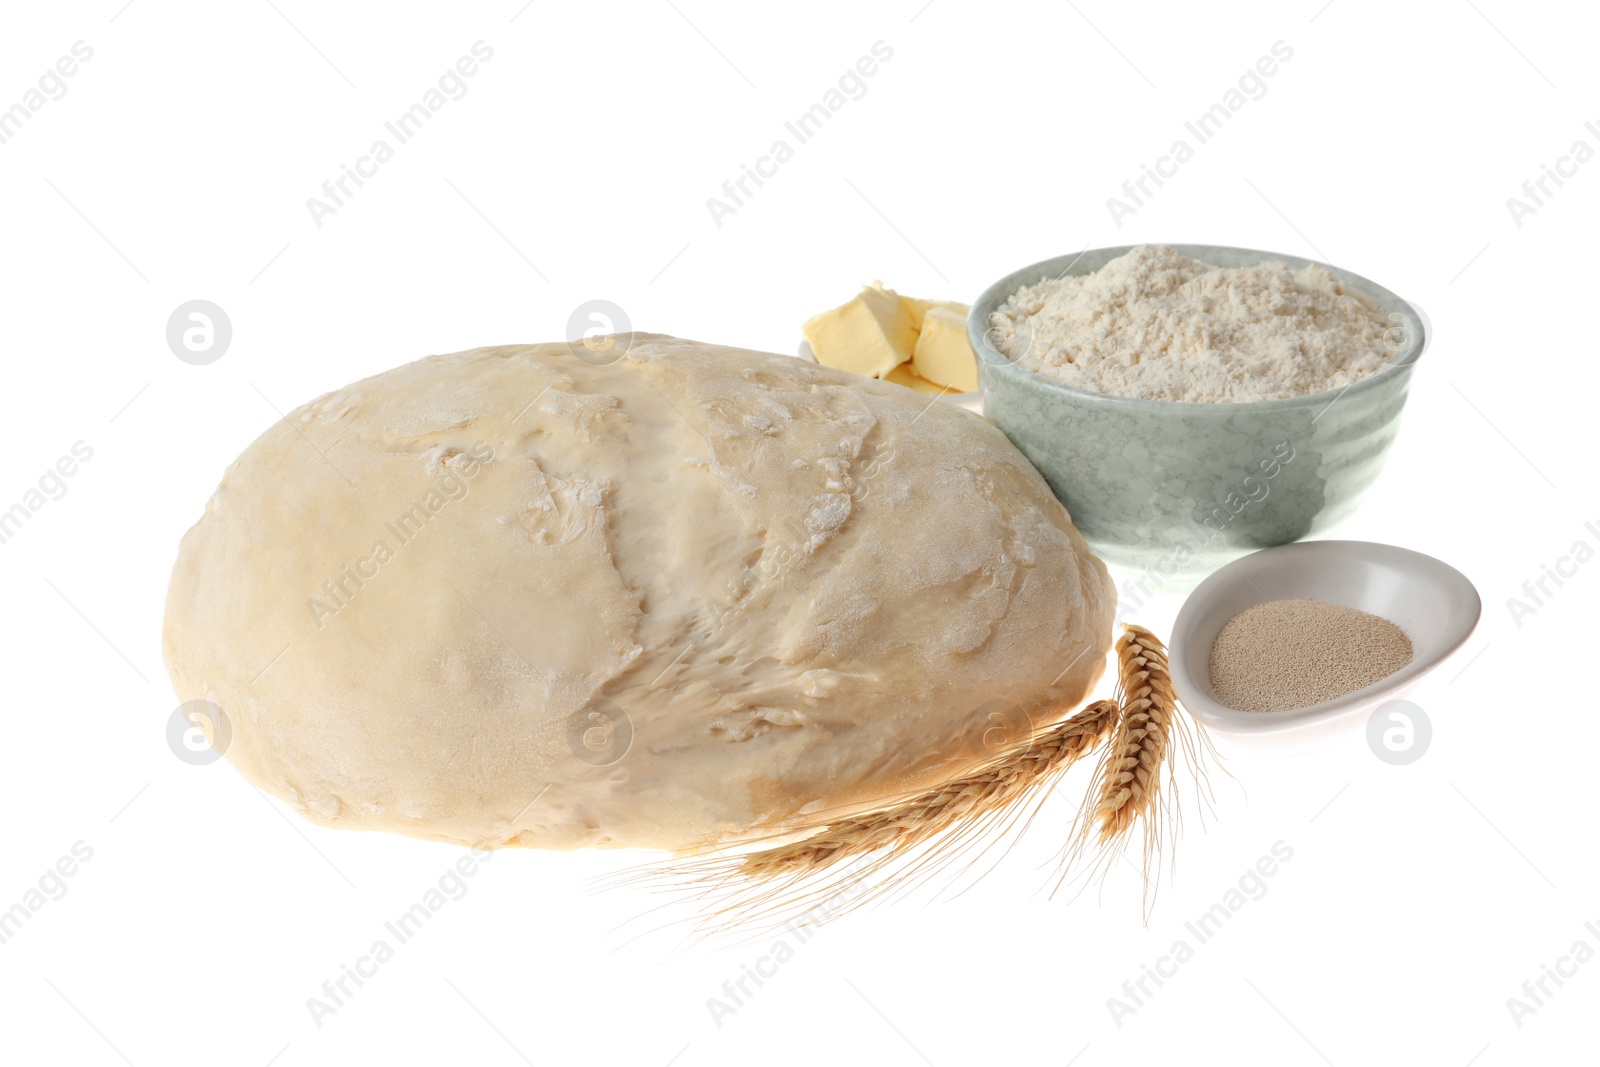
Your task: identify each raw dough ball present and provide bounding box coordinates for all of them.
[163,335,1114,850]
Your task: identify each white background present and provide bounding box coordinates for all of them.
[1,1,1595,1064]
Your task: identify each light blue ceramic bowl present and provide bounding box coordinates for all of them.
[970,245,1426,580]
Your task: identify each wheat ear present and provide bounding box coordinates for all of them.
[1096,624,1178,839]
[743,697,1119,880]
[603,625,1219,942]
[1059,623,1217,917]
[625,696,1121,939]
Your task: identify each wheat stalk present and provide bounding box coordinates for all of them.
[607,623,1218,940]
[742,697,1119,881]
[623,696,1120,939]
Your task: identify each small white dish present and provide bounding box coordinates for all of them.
[1169,540,1481,746]
[796,341,983,414]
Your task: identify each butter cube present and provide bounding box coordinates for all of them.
[885,362,947,395]
[911,306,978,392]
[903,296,968,332]
[802,284,915,379]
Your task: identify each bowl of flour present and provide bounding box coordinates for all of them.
[970,244,1426,578]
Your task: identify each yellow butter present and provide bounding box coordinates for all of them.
[885,362,947,395]
[802,284,915,379]
[911,306,978,392]
[903,295,968,332]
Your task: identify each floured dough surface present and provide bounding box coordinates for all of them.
[163,335,1114,850]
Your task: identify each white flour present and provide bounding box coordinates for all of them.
[989,245,1396,403]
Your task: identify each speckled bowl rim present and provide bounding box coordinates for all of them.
[968,243,1427,412]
